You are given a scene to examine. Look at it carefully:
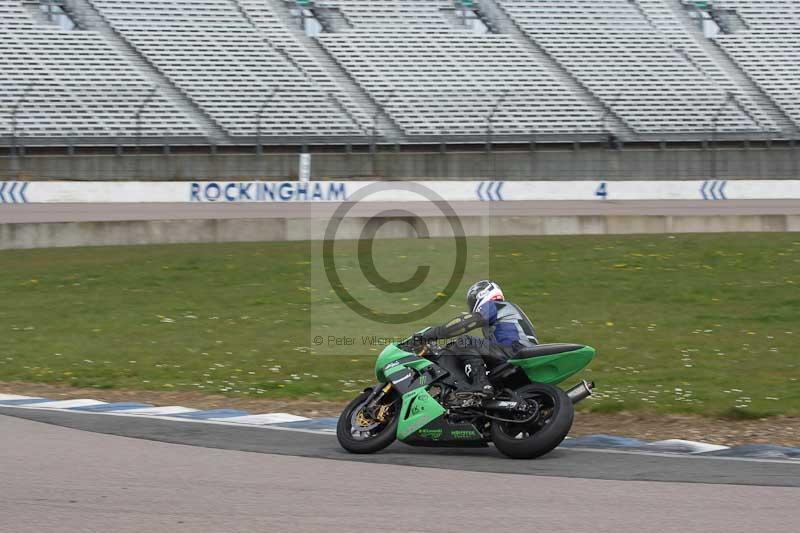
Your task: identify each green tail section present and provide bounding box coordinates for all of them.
[509,345,596,385]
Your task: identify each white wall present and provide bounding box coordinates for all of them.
[1,179,799,204]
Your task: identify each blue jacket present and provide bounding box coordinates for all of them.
[476,300,538,348]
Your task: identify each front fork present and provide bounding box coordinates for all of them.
[362,382,393,419]
[364,360,449,419]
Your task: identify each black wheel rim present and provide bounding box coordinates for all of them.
[497,390,558,440]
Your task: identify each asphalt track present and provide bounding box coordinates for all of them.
[2,407,799,488]
[2,199,800,223]
[2,414,799,533]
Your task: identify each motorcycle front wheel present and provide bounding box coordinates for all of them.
[490,383,574,459]
[336,387,399,454]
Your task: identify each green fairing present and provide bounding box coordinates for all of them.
[396,387,447,440]
[509,345,596,384]
[374,344,413,381]
[374,343,432,382]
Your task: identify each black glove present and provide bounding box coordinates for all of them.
[399,334,427,353]
[417,327,444,342]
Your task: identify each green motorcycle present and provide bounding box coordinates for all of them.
[336,331,597,459]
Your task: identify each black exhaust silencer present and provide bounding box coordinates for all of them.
[566,380,595,404]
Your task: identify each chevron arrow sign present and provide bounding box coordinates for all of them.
[0,181,30,204]
[700,180,728,200]
[476,181,505,201]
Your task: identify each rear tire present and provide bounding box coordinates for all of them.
[336,388,398,454]
[491,383,574,459]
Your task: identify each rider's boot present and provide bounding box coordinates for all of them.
[463,358,494,397]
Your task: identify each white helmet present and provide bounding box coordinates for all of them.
[466,280,504,313]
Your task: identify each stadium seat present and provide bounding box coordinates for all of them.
[498,0,764,133]
[315,1,602,136]
[0,0,203,140]
[711,1,800,129]
[2,0,798,143]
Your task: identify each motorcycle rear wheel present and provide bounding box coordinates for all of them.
[336,388,398,454]
[490,383,574,459]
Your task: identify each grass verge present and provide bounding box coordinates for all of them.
[1,233,798,417]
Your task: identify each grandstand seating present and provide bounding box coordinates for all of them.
[234,0,372,132]
[0,0,203,139]
[712,1,800,128]
[1,0,798,144]
[315,1,602,136]
[315,0,458,29]
[89,0,365,137]
[633,0,779,132]
[498,0,761,133]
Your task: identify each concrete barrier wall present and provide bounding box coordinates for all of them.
[2,214,798,250]
[3,146,799,181]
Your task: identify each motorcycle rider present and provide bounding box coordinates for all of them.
[416,280,538,396]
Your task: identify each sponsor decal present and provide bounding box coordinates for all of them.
[384,360,401,371]
[410,394,429,415]
[450,429,478,439]
[417,428,443,440]
[403,413,436,436]
[392,373,412,385]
